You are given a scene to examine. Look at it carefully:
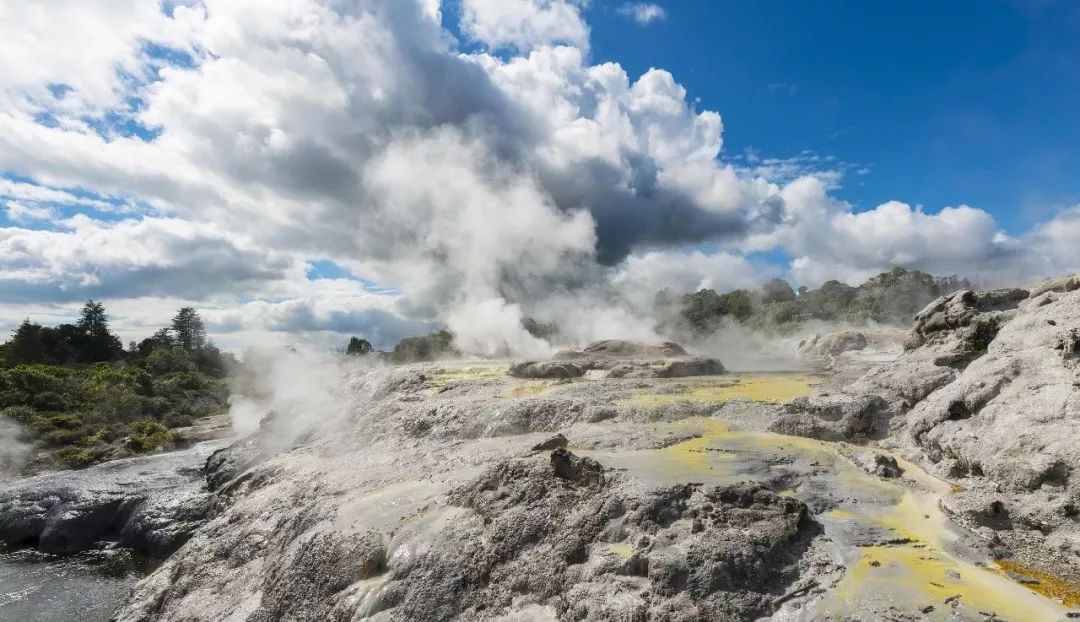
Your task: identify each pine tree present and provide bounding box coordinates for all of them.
[77,300,109,335]
[6,319,45,364]
[74,300,122,362]
[171,307,207,352]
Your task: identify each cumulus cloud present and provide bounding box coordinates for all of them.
[0,0,200,115]
[0,0,1076,355]
[1025,205,1080,278]
[460,0,589,51]
[617,3,666,25]
[746,176,1029,287]
[0,216,291,302]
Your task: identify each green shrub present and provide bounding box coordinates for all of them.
[1,405,36,425]
[127,420,173,452]
[56,447,97,469]
[39,413,80,431]
[143,348,196,375]
[0,305,234,470]
[31,391,68,412]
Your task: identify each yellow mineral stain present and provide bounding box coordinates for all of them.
[599,542,633,559]
[623,374,818,409]
[428,364,507,388]
[822,484,1069,620]
[996,559,1080,607]
[503,381,558,398]
[582,415,1069,619]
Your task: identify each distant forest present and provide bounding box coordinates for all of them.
[0,302,234,470]
[338,267,973,362]
[656,267,970,336]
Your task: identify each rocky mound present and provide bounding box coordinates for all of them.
[507,361,585,379]
[554,339,688,360]
[798,331,868,359]
[0,440,225,557]
[114,442,816,622]
[773,278,1080,580]
[523,340,724,380]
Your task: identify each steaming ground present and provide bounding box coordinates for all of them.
[2,278,1080,620]
[94,288,1080,620]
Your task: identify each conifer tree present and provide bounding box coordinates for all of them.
[171,307,208,352]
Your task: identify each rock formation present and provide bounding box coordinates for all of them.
[0,440,225,557]
[531,340,724,380]
[774,278,1080,582]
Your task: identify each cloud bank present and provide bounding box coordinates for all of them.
[0,0,1076,353]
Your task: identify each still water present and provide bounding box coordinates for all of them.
[0,547,154,622]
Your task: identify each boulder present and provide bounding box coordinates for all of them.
[531,433,569,452]
[855,452,904,479]
[508,361,584,379]
[770,393,887,441]
[656,357,726,378]
[556,340,689,360]
[1027,274,1080,298]
[798,331,868,358]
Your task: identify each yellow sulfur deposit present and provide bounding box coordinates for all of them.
[623,374,818,409]
[995,559,1080,607]
[598,542,633,559]
[427,363,507,388]
[583,416,1072,620]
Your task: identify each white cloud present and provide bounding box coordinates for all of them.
[4,201,58,223]
[0,0,1075,355]
[460,0,589,51]
[0,216,291,302]
[1025,205,1080,277]
[0,0,201,115]
[743,176,1032,287]
[611,249,767,309]
[617,2,666,25]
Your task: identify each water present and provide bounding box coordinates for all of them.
[0,547,155,622]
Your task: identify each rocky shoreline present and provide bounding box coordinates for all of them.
[0,440,228,558]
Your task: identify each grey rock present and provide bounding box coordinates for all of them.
[855,452,904,479]
[555,340,688,360]
[508,361,584,379]
[655,358,725,378]
[0,440,226,557]
[1027,274,1080,298]
[785,279,1080,584]
[531,433,569,451]
[770,393,887,441]
[799,331,868,358]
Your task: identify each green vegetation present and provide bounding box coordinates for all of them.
[0,301,233,470]
[345,336,373,356]
[663,267,970,336]
[390,330,458,363]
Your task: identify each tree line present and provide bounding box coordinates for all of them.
[2,301,228,376]
[0,301,233,471]
[659,267,970,335]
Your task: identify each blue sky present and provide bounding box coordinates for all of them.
[2,0,1079,350]
[585,0,1080,233]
